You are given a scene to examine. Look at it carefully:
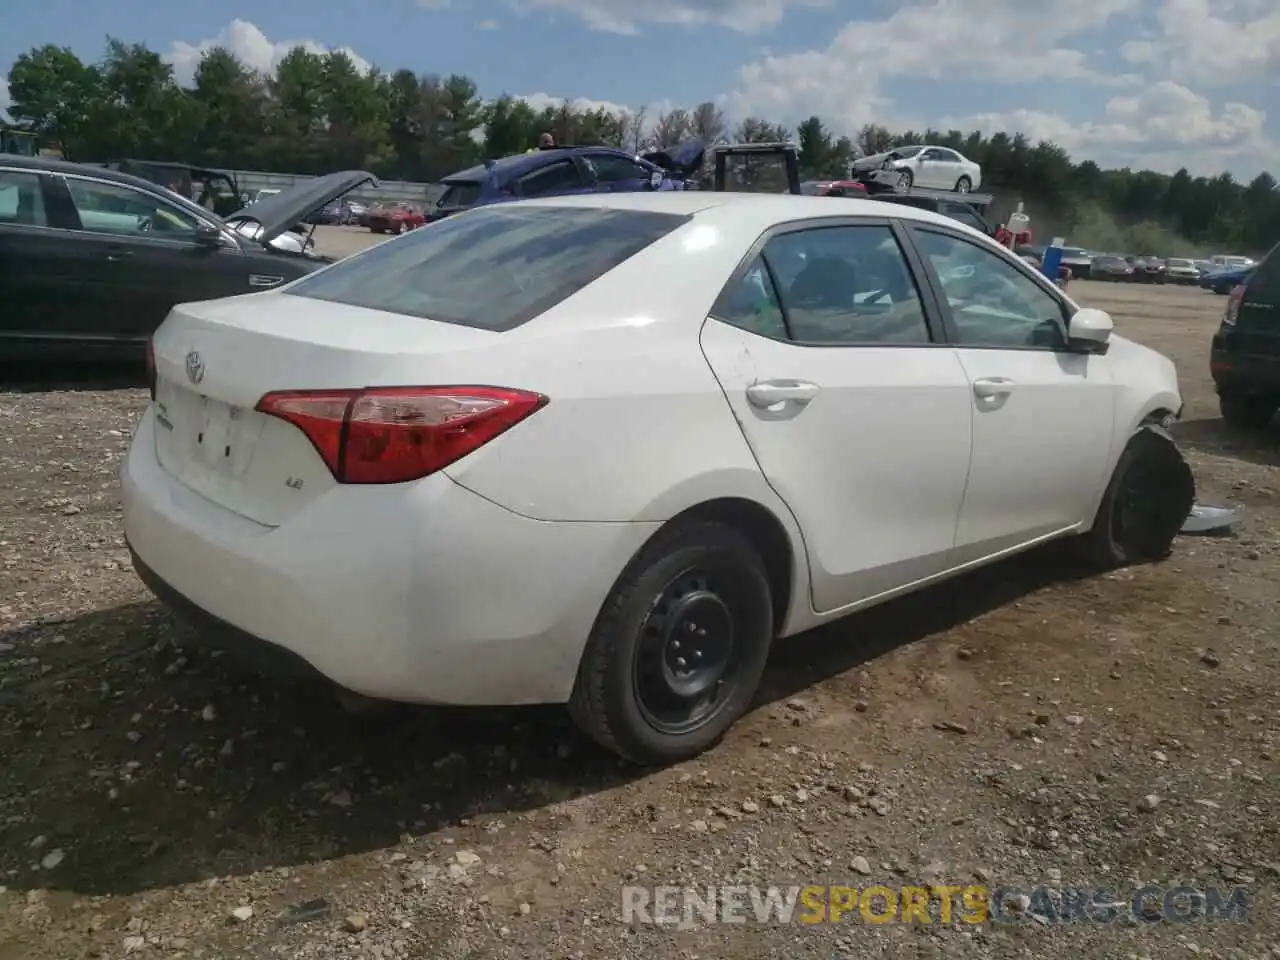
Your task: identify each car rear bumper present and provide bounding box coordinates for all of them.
[122,408,659,705]
[1210,346,1280,393]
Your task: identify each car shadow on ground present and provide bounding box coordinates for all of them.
[0,545,1090,898]
[1173,416,1280,469]
[0,360,146,394]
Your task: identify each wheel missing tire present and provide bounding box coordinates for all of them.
[1081,425,1195,568]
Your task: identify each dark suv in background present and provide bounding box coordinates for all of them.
[1210,244,1278,429]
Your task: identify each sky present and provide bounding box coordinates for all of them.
[1,0,1277,179]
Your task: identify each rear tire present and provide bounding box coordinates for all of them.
[954,176,972,193]
[395,221,406,235]
[1077,427,1195,569]
[1219,391,1278,429]
[569,521,774,766]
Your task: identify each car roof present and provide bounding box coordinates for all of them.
[444,145,644,183]
[511,190,980,234]
[0,153,170,193]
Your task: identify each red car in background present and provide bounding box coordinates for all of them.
[366,202,426,234]
[800,179,868,198]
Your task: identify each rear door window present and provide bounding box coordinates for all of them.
[286,205,689,331]
[1239,244,1280,330]
[437,181,482,209]
[0,170,49,226]
[517,160,584,198]
[1247,244,1280,293]
[582,153,653,186]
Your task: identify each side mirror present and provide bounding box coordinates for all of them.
[193,224,223,247]
[1068,307,1112,353]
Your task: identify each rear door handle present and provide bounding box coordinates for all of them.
[973,377,1015,399]
[746,380,821,408]
[104,247,134,262]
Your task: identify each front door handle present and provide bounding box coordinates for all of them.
[972,377,1015,399]
[746,380,821,409]
[104,247,134,262]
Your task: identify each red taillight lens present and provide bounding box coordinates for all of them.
[255,386,548,484]
[1224,284,1245,326]
[145,336,157,401]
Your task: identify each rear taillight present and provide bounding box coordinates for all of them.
[1223,284,1245,326]
[256,386,548,484]
[145,336,157,401]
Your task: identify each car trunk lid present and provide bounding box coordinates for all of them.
[149,294,501,526]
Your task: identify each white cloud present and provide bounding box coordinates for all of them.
[510,0,827,34]
[1142,0,1280,85]
[1120,39,1158,64]
[517,91,675,122]
[721,0,1272,176]
[477,18,501,29]
[727,0,1144,135]
[939,82,1271,177]
[165,19,372,87]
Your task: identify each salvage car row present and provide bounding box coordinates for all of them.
[7,146,1271,768]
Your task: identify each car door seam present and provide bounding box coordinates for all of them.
[696,316,818,615]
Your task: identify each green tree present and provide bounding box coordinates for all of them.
[190,47,268,168]
[3,34,1276,253]
[321,52,392,171]
[796,115,833,177]
[5,44,102,159]
[266,47,328,173]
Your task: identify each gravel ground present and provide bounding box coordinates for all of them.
[1,278,1277,960]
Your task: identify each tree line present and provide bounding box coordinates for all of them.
[5,38,1278,253]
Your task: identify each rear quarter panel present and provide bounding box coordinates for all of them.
[440,221,798,527]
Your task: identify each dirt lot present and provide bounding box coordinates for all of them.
[1,278,1276,960]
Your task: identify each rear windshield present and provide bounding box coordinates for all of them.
[438,181,482,208]
[1248,243,1279,292]
[286,205,689,331]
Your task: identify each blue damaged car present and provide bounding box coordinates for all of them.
[427,141,706,223]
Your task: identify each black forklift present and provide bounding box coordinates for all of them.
[704,141,803,195]
[0,128,38,157]
[102,160,244,217]
[643,140,804,195]
[857,175,999,237]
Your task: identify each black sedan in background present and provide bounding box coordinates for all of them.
[0,157,373,361]
[1091,255,1134,281]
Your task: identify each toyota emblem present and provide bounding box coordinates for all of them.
[185,350,205,384]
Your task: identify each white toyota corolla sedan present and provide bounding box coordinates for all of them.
[122,192,1194,765]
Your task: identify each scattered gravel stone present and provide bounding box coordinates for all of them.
[343,912,368,933]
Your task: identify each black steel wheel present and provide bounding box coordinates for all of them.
[569,521,774,765]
